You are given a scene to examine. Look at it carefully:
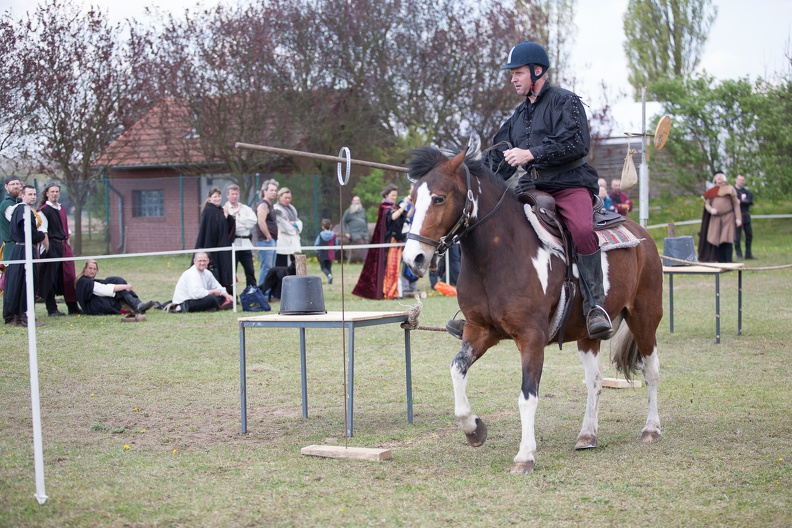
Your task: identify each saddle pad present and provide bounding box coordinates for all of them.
[524,205,642,255]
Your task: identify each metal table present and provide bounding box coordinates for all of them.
[663,262,744,343]
[238,310,412,436]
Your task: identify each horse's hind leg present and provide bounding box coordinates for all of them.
[450,334,495,448]
[624,306,662,442]
[639,346,661,442]
[575,340,602,450]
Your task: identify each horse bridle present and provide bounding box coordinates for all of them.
[406,163,476,257]
[406,145,512,258]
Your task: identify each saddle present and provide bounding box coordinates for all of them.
[518,189,624,349]
[518,190,625,239]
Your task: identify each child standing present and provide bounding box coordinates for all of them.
[314,218,338,284]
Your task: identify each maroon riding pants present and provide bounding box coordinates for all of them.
[548,187,599,255]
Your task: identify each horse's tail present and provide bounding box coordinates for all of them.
[609,309,642,381]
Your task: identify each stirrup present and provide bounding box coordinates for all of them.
[586,305,613,339]
[446,318,466,340]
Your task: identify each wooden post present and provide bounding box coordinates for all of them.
[295,254,307,276]
[667,221,675,238]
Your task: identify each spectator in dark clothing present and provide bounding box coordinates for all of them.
[429,242,461,289]
[734,174,755,259]
[75,259,156,315]
[3,185,46,326]
[195,187,234,294]
[314,218,338,284]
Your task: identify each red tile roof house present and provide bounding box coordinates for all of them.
[93,98,289,254]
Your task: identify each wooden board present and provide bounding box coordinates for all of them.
[301,445,392,461]
[654,115,671,150]
[663,262,744,274]
[603,377,642,389]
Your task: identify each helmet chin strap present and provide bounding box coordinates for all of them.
[528,65,546,96]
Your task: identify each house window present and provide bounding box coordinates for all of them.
[132,190,164,218]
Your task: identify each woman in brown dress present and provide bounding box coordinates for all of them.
[703,171,742,262]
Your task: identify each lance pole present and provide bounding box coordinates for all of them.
[235,142,409,173]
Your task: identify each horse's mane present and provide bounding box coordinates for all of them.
[407,146,507,193]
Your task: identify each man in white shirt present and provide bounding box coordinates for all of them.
[168,252,233,313]
[224,184,258,288]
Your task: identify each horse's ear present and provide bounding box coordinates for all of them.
[466,135,482,160]
[448,149,466,173]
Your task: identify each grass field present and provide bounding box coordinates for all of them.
[1,217,790,527]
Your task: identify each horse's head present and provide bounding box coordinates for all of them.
[402,147,478,277]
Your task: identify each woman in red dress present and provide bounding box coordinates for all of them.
[352,184,410,299]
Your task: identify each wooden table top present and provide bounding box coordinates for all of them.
[238,310,410,323]
[663,262,744,274]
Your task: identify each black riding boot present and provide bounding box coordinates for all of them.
[120,291,154,314]
[577,249,613,340]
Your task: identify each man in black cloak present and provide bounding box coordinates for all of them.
[195,188,234,294]
[75,259,156,315]
[3,185,46,326]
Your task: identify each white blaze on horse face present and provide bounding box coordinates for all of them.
[402,182,435,271]
[531,247,553,294]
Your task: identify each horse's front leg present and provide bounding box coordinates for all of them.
[450,341,488,447]
[512,336,545,474]
[575,340,602,450]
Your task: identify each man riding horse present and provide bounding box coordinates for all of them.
[447,41,612,341]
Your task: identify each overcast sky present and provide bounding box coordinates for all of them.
[3,0,790,132]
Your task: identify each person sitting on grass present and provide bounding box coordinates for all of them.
[166,252,233,313]
[75,259,157,316]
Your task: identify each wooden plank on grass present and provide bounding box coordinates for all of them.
[301,445,392,461]
[602,377,642,389]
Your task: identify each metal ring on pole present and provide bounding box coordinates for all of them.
[337,146,351,186]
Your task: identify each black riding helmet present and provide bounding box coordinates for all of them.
[501,41,550,85]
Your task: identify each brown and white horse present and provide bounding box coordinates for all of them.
[402,146,663,474]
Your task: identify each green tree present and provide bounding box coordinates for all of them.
[652,74,792,198]
[352,169,389,222]
[15,0,133,255]
[518,0,578,88]
[0,12,28,158]
[751,78,792,199]
[623,0,717,97]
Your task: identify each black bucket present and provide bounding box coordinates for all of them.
[279,275,327,315]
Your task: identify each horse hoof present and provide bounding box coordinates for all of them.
[575,435,598,450]
[640,430,661,443]
[510,461,535,475]
[465,418,488,447]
